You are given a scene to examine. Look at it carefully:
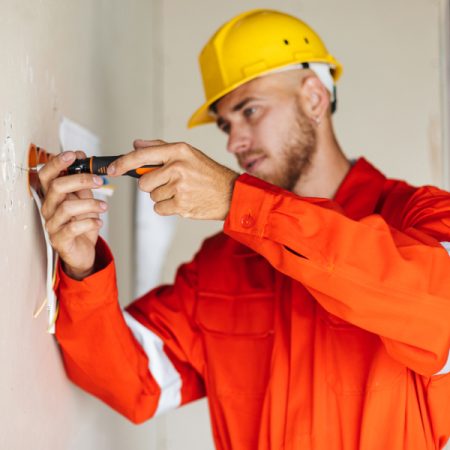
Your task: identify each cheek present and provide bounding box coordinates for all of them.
[253,114,294,155]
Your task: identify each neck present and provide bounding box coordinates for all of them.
[292,119,351,199]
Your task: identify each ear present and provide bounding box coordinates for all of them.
[298,75,330,125]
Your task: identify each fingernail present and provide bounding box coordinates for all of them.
[99,201,107,210]
[107,165,116,175]
[61,151,74,162]
[93,175,103,185]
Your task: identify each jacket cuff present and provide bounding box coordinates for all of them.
[224,173,277,238]
[56,237,118,310]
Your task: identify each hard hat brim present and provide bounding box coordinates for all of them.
[187,59,342,128]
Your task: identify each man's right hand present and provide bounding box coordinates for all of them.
[38,151,108,280]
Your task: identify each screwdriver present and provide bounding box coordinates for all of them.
[32,155,162,178]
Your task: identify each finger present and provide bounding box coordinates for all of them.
[76,186,94,200]
[66,191,100,220]
[38,151,76,195]
[51,218,102,251]
[138,163,173,193]
[133,139,166,149]
[75,150,87,160]
[66,189,94,205]
[41,173,104,220]
[73,150,94,198]
[153,198,177,217]
[149,181,176,203]
[46,199,107,235]
[108,143,180,176]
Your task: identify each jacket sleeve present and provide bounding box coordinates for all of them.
[224,174,450,377]
[54,237,205,424]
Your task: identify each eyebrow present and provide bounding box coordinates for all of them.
[216,97,261,128]
[232,97,260,112]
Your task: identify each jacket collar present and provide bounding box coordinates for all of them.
[333,158,387,220]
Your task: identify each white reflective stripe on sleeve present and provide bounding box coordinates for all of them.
[123,311,182,416]
[440,241,450,254]
[434,242,450,375]
[435,353,450,376]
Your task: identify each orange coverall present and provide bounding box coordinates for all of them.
[55,158,450,450]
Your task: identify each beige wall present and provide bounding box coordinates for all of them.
[441,0,450,189]
[157,0,447,449]
[0,1,447,449]
[0,1,161,449]
[160,0,445,284]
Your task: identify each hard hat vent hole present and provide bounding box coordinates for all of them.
[304,37,310,44]
[283,39,289,45]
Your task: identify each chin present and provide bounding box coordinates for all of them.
[253,171,281,188]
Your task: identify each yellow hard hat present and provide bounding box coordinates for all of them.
[188,9,343,128]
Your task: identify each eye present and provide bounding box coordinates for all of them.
[220,123,230,134]
[217,119,230,134]
[243,106,257,118]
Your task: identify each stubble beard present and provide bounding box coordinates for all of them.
[249,103,316,191]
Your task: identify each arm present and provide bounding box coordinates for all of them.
[55,238,205,423]
[224,174,450,376]
[37,148,205,423]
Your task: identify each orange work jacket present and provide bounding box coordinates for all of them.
[55,158,450,449]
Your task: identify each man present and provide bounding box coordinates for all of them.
[39,9,450,450]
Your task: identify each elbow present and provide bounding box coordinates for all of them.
[123,395,159,425]
[384,338,450,377]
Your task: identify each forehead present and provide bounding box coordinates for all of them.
[215,71,294,116]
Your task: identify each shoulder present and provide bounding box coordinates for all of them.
[381,178,450,238]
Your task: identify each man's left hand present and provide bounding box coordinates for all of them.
[107,139,239,220]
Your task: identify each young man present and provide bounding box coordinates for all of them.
[39,9,450,450]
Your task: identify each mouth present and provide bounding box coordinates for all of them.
[242,155,266,173]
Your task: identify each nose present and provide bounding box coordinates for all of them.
[226,126,252,155]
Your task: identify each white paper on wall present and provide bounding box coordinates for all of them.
[30,186,58,333]
[135,189,176,298]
